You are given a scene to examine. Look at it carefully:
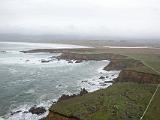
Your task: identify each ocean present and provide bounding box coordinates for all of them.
[0,42,120,120]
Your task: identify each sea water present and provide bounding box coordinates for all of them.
[0,42,120,120]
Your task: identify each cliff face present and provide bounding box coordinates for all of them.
[115,70,160,84]
[42,112,78,120]
[39,52,159,120]
[103,59,144,71]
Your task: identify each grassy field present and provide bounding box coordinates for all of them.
[126,54,160,73]
[67,48,159,75]
[30,46,160,120]
[121,54,160,75]
[48,48,160,120]
[143,85,160,120]
[51,83,157,120]
[126,53,160,120]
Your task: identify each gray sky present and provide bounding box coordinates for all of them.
[0,0,160,39]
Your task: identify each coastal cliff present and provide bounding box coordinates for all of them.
[42,111,79,120]
[40,52,159,120]
[115,70,160,84]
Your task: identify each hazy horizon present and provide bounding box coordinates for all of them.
[0,0,160,40]
[0,33,160,42]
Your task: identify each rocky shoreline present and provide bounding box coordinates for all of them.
[41,111,79,120]
[21,49,160,120]
[41,89,88,120]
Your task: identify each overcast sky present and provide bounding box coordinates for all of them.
[0,0,160,39]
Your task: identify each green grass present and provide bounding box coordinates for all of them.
[49,50,160,120]
[62,48,160,75]
[126,54,160,73]
[143,85,160,120]
[71,51,158,75]
[51,83,157,120]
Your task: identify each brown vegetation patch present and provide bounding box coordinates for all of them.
[115,70,160,84]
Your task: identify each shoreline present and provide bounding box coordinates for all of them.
[1,48,160,120]
[37,50,159,120]
[0,41,92,50]
[1,51,120,120]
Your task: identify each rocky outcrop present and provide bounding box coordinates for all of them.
[44,54,159,119]
[41,59,51,63]
[57,88,88,102]
[42,89,88,120]
[21,49,74,53]
[42,111,79,120]
[104,81,114,83]
[10,110,21,115]
[114,70,160,84]
[99,76,105,79]
[29,106,46,115]
[75,60,83,63]
[57,53,126,61]
[68,60,73,63]
[57,94,77,103]
[21,50,160,119]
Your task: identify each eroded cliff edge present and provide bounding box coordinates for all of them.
[40,52,159,120]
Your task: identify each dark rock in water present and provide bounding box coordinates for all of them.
[81,80,87,83]
[57,58,60,61]
[0,51,6,53]
[88,82,95,86]
[106,76,109,78]
[75,60,83,63]
[80,88,88,96]
[25,60,30,62]
[58,84,62,87]
[112,74,115,76]
[104,81,113,83]
[41,59,50,63]
[68,60,73,63]
[29,106,46,115]
[10,110,21,115]
[52,101,57,104]
[99,76,105,79]
[99,82,106,86]
[23,111,29,113]
[49,56,56,59]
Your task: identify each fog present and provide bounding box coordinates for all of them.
[0,0,160,39]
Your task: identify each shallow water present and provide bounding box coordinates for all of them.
[0,42,120,120]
